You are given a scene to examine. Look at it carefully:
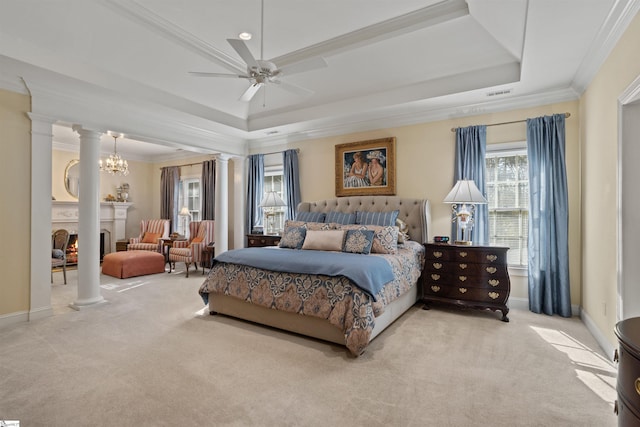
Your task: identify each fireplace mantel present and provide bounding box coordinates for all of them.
[52,201,133,253]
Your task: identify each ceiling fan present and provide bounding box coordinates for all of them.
[189,0,327,102]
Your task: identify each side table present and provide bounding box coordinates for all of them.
[247,234,281,247]
[201,243,215,275]
[161,238,187,270]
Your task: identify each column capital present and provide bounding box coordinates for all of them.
[216,153,232,162]
[72,125,105,139]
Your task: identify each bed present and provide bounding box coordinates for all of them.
[199,196,431,356]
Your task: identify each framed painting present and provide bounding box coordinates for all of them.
[335,137,396,197]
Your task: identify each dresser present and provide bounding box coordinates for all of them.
[246,234,281,247]
[614,317,640,425]
[421,243,510,322]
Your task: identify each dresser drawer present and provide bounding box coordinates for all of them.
[450,274,510,290]
[453,249,507,265]
[425,246,453,261]
[618,342,640,411]
[423,283,508,304]
[617,393,640,425]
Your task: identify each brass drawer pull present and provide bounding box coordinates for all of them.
[433,251,443,258]
[459,287,467,293]
[486,267,497,274]
[459,276,467,282]
[636,378,640,396]
[459,263,467,269]
[488,292,499,300]
[431,285,440,292]
[433,262,442,269]
[459,251,467,257]
[486,254,498,262]
[488,279,500,287]
[431,274,440,280]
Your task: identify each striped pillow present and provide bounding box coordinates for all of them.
[325,211,357,225]
[355,210,399,226]
[296,211,326,223]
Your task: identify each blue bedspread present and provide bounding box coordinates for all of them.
[213,247,394,300]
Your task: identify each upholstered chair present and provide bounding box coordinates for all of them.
[51,229,70,285]
[168,220,215,277]
[128,219,170,252]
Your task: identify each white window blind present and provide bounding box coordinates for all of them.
[486,143,528,266]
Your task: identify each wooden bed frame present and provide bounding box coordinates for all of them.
[209,196,432,348]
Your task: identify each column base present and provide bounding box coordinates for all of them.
[69,297,108,311]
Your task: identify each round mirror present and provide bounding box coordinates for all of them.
[64,159,80,199]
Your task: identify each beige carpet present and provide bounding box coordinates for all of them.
[1,267,617,426]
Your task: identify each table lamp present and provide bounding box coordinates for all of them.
[443,179,487,245]
[259,191,286,235]
[179,206,191,238]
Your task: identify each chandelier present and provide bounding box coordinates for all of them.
[99,134,129,176]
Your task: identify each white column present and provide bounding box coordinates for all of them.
[28,113,55,320]
[232,156,246,249]
[214,154,230,254]
[71,126,106,309]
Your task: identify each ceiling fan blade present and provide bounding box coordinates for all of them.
[227,39,260,70]
[277,57,327,76]
[239,82,263,102]
[274,80,314,97]
[188,71,250,79]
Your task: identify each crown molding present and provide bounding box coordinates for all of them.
[248,87,580,150]
[572,0,640,94]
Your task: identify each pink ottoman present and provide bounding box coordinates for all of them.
[102,251,165,279]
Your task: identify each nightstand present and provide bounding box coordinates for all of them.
[421,243,511,322]
[246,234,281,247]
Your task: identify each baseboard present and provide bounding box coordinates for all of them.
[29,305,53,321]
[581,308,616,361]
[0,310,29,329]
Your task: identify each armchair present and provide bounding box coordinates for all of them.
[128,219,170,252]
[51,229,70,284]
[168,220,215,277]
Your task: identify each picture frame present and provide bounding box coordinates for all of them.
[335,137,396,197]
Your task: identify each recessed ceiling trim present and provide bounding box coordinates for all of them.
[103,0,247,75]
[270,0,470,67]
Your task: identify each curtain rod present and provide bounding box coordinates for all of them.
[261,148,300,156]
[450,112,571,132]
[159,158,215,170]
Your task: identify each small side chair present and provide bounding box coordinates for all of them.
[51,229,70,284]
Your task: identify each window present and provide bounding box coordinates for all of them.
[177,177,201,237]
[485,142,528,267]
[262,167,286,232]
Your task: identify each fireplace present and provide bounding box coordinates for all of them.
[66,232,105,266]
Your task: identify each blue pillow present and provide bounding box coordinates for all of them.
[279,226,307,249]
[355,210,399,226]
[296,211,326,223]
[325,211,356,225]
[342,229,375,254]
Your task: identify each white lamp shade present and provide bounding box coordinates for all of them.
[443,180,487,204]
[179,206,191,216]
[259,191,287,208]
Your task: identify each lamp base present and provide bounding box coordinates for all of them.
[454,240,472,246]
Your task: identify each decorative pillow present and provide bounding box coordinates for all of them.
[325,211,357,225]
[296,211,326,223]
[301,230,345,251]
[355,210,400,226]
[342,229,375,254]
[279,226,307,249]
[141,232,161,244]
[396,218,411,243]
[284,220,336,231]
[338,224,399,254]
[191,236,204,244]
[52,249,65,259]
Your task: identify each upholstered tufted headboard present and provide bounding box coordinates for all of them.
[296,196,431,243]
